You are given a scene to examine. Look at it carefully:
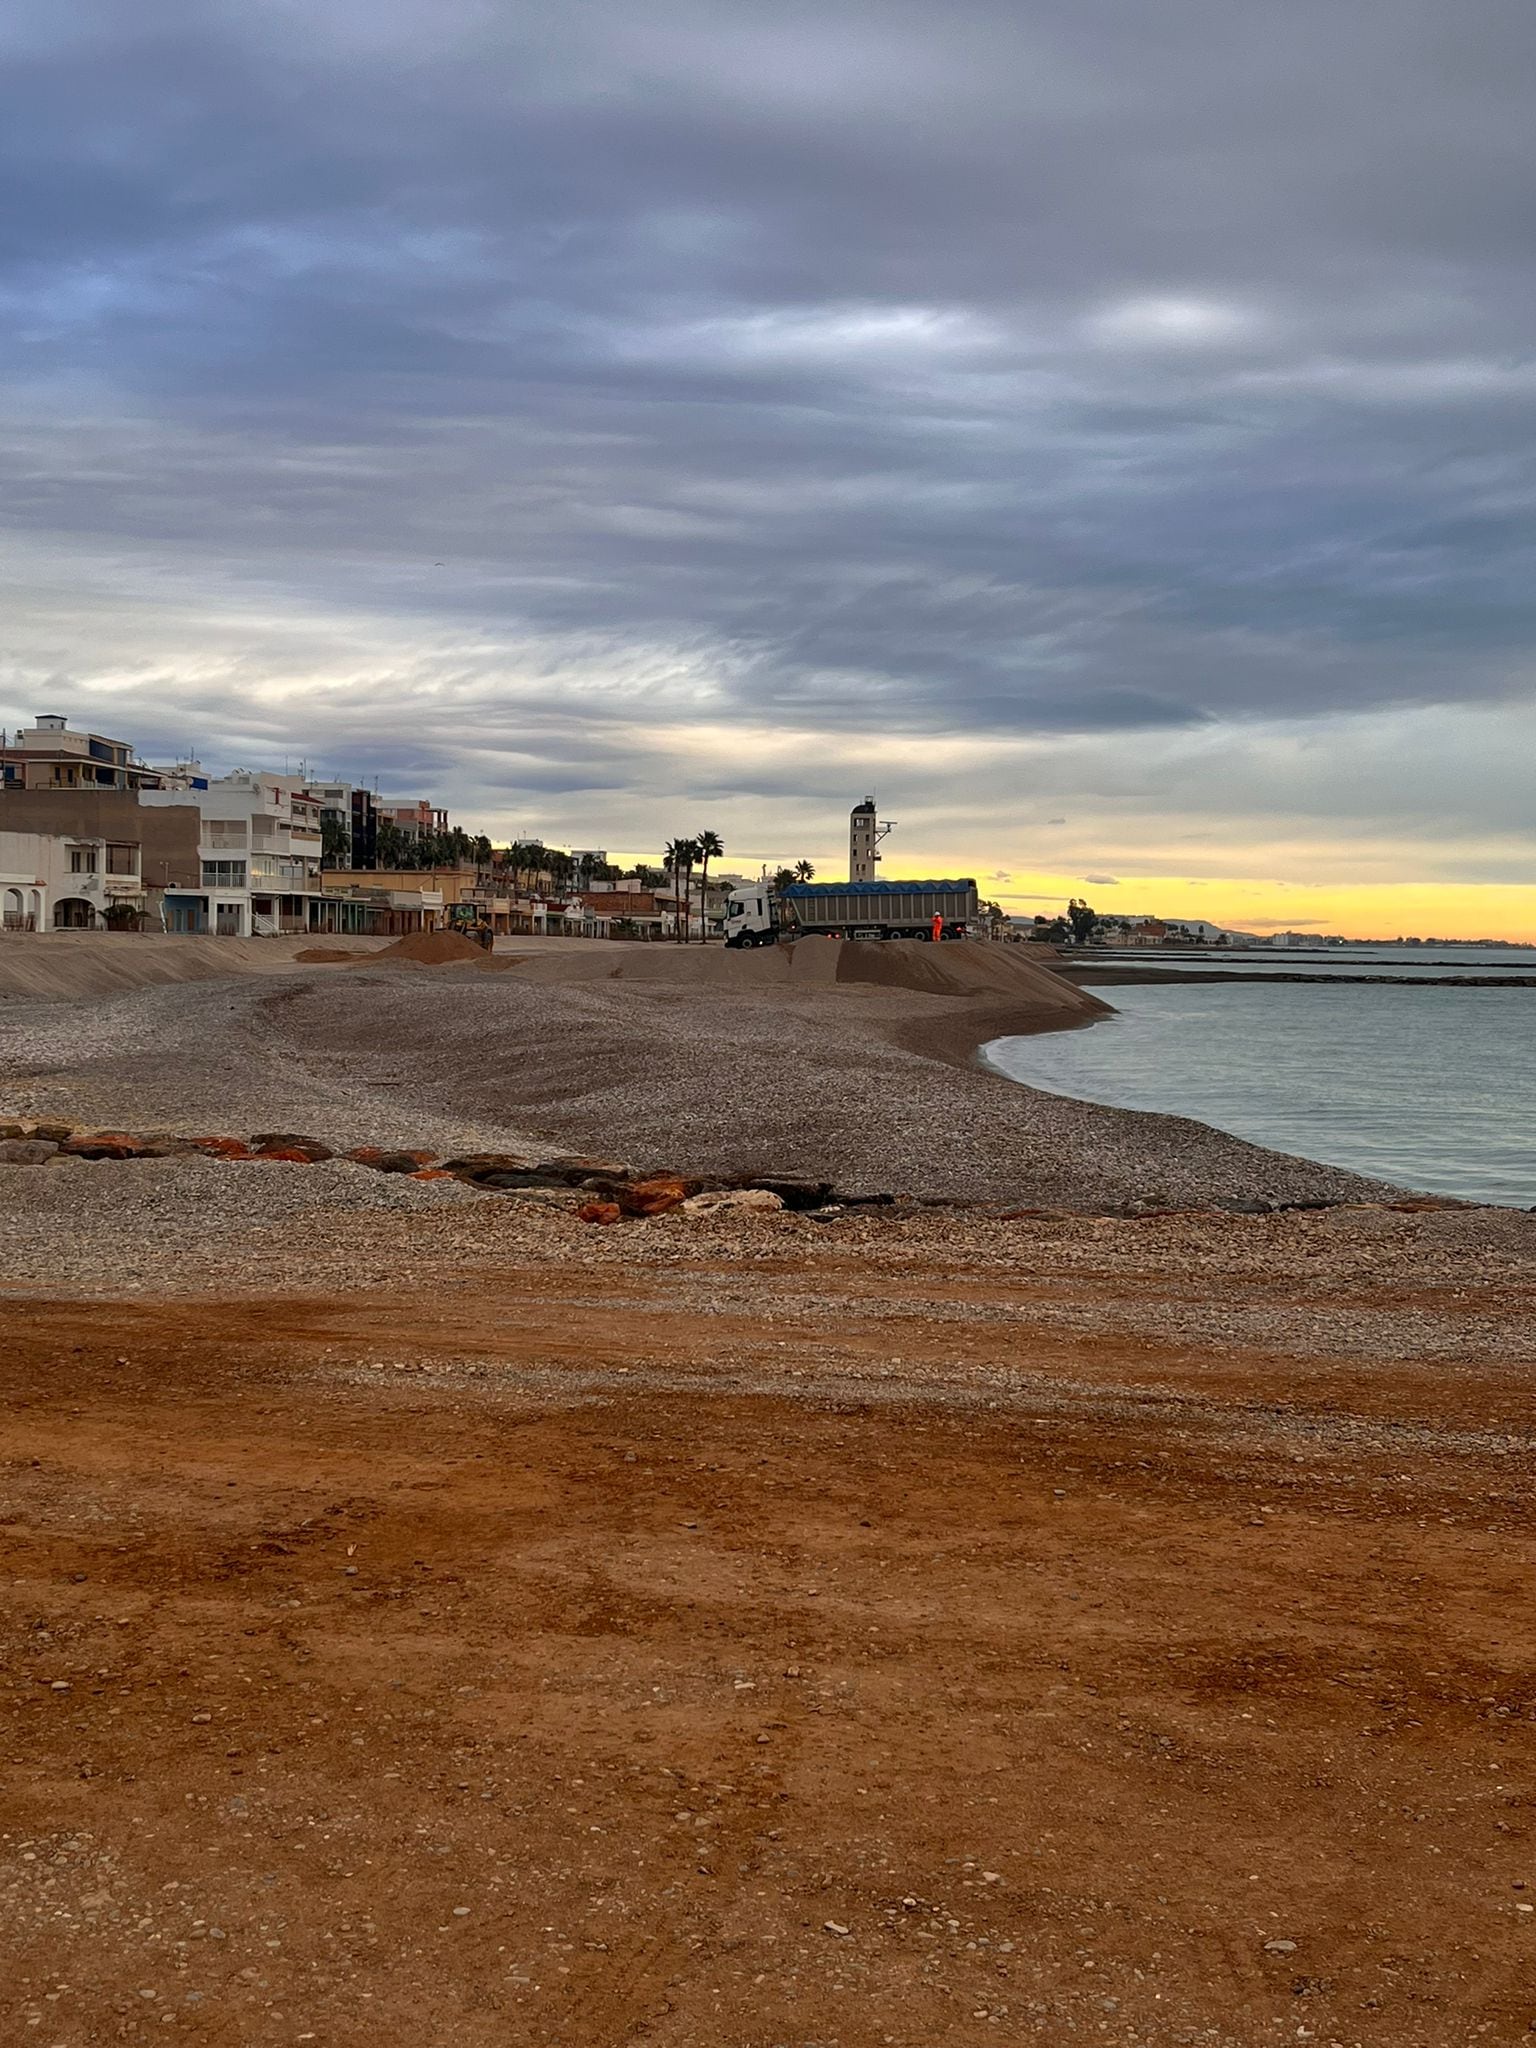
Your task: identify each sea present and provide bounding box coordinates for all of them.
[985,946,1536,1210]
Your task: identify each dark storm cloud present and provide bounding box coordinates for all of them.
[3,0,1536,766]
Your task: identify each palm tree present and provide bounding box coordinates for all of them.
[794,859,815,883]
[678,836,701,940]
[772,866,797,894]
[663,837,696,941]
[695,829,724,941]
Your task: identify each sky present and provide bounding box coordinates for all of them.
[2,0,1535,938]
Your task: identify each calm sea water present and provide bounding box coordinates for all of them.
[1086,944,1536,980]
[986,979,1536,1209]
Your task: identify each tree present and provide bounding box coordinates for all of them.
[661,841,684,929]
[695,829,724,941]
[1066,898,1099,945]
[772,866,797,894]
[319,813,352,869]
[794,859,815,882]
[663,838,697,941]
[375,819,406,870]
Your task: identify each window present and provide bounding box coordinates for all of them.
[69,844,97,873]
[106,844,138,875]
[206,819,247,849]
[201,860,246,888]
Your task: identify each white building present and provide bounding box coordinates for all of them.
[1,828,142,931]
[141,770,324,936]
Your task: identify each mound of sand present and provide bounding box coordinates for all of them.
[367,930,487,966]
[293,946,360,964]
[835,938,1101,1011]
[0,933,378,1001]
[504,935,1101,1022]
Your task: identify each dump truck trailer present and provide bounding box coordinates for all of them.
[721,878,979,947]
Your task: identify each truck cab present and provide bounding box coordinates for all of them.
[722,884,778,947]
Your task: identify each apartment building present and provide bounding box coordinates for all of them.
[141,771,324,936]
[0,713,161,794]
[304,780,379,869]
[378,799,449,839]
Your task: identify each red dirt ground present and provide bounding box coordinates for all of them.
[5,1273,1536,2046]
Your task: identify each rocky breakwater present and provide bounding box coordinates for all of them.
[0,1118,1475,1226]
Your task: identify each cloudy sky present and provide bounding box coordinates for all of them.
[4,0,1535,935]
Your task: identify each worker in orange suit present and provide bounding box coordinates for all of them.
[931,911,943,942]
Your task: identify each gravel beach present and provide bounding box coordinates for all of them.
[0,933,1401,1210]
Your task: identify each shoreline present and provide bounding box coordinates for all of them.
[0,932,1408,1214]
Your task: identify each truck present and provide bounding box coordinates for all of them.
[721,877,979,947]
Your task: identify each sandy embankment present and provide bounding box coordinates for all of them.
[1,931,1397,1210]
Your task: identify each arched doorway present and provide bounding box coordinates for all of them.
[53,897,97,929]
[2,887,22,930]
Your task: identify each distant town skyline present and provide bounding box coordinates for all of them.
[2,1,1534,942]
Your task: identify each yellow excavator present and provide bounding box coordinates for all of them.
[444,903,495,952]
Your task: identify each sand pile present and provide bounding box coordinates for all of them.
[0,933,375,1001]
[836,938,1108,1012]
[372,930,491,966]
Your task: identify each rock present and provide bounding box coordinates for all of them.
[733,1176,833,1211]
[824,1921,851,1937]
[439,1154,549,1186]
[4,1120,72,1142]
[619,1176,690,1217]
[249,1133,334,1162]
[347,1146,439,1172]
[535,1157,636,1186]
[576,1201,623,1226]
[59,1131,153,1160]
[682,1188,785,1216]
[0,1139,59,1164]
[1263,1939,1298,1955]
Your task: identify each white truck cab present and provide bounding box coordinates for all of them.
[722,884,777,947]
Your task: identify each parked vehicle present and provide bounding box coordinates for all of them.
[721,878,978,947]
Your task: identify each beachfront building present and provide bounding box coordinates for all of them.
[0,713,161,794]
[0,823,177,931]
[578,887,665,938]
[140,771,325,936]
[304,781,380,870]
[0,790,201,924]
[378,799,449,841]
